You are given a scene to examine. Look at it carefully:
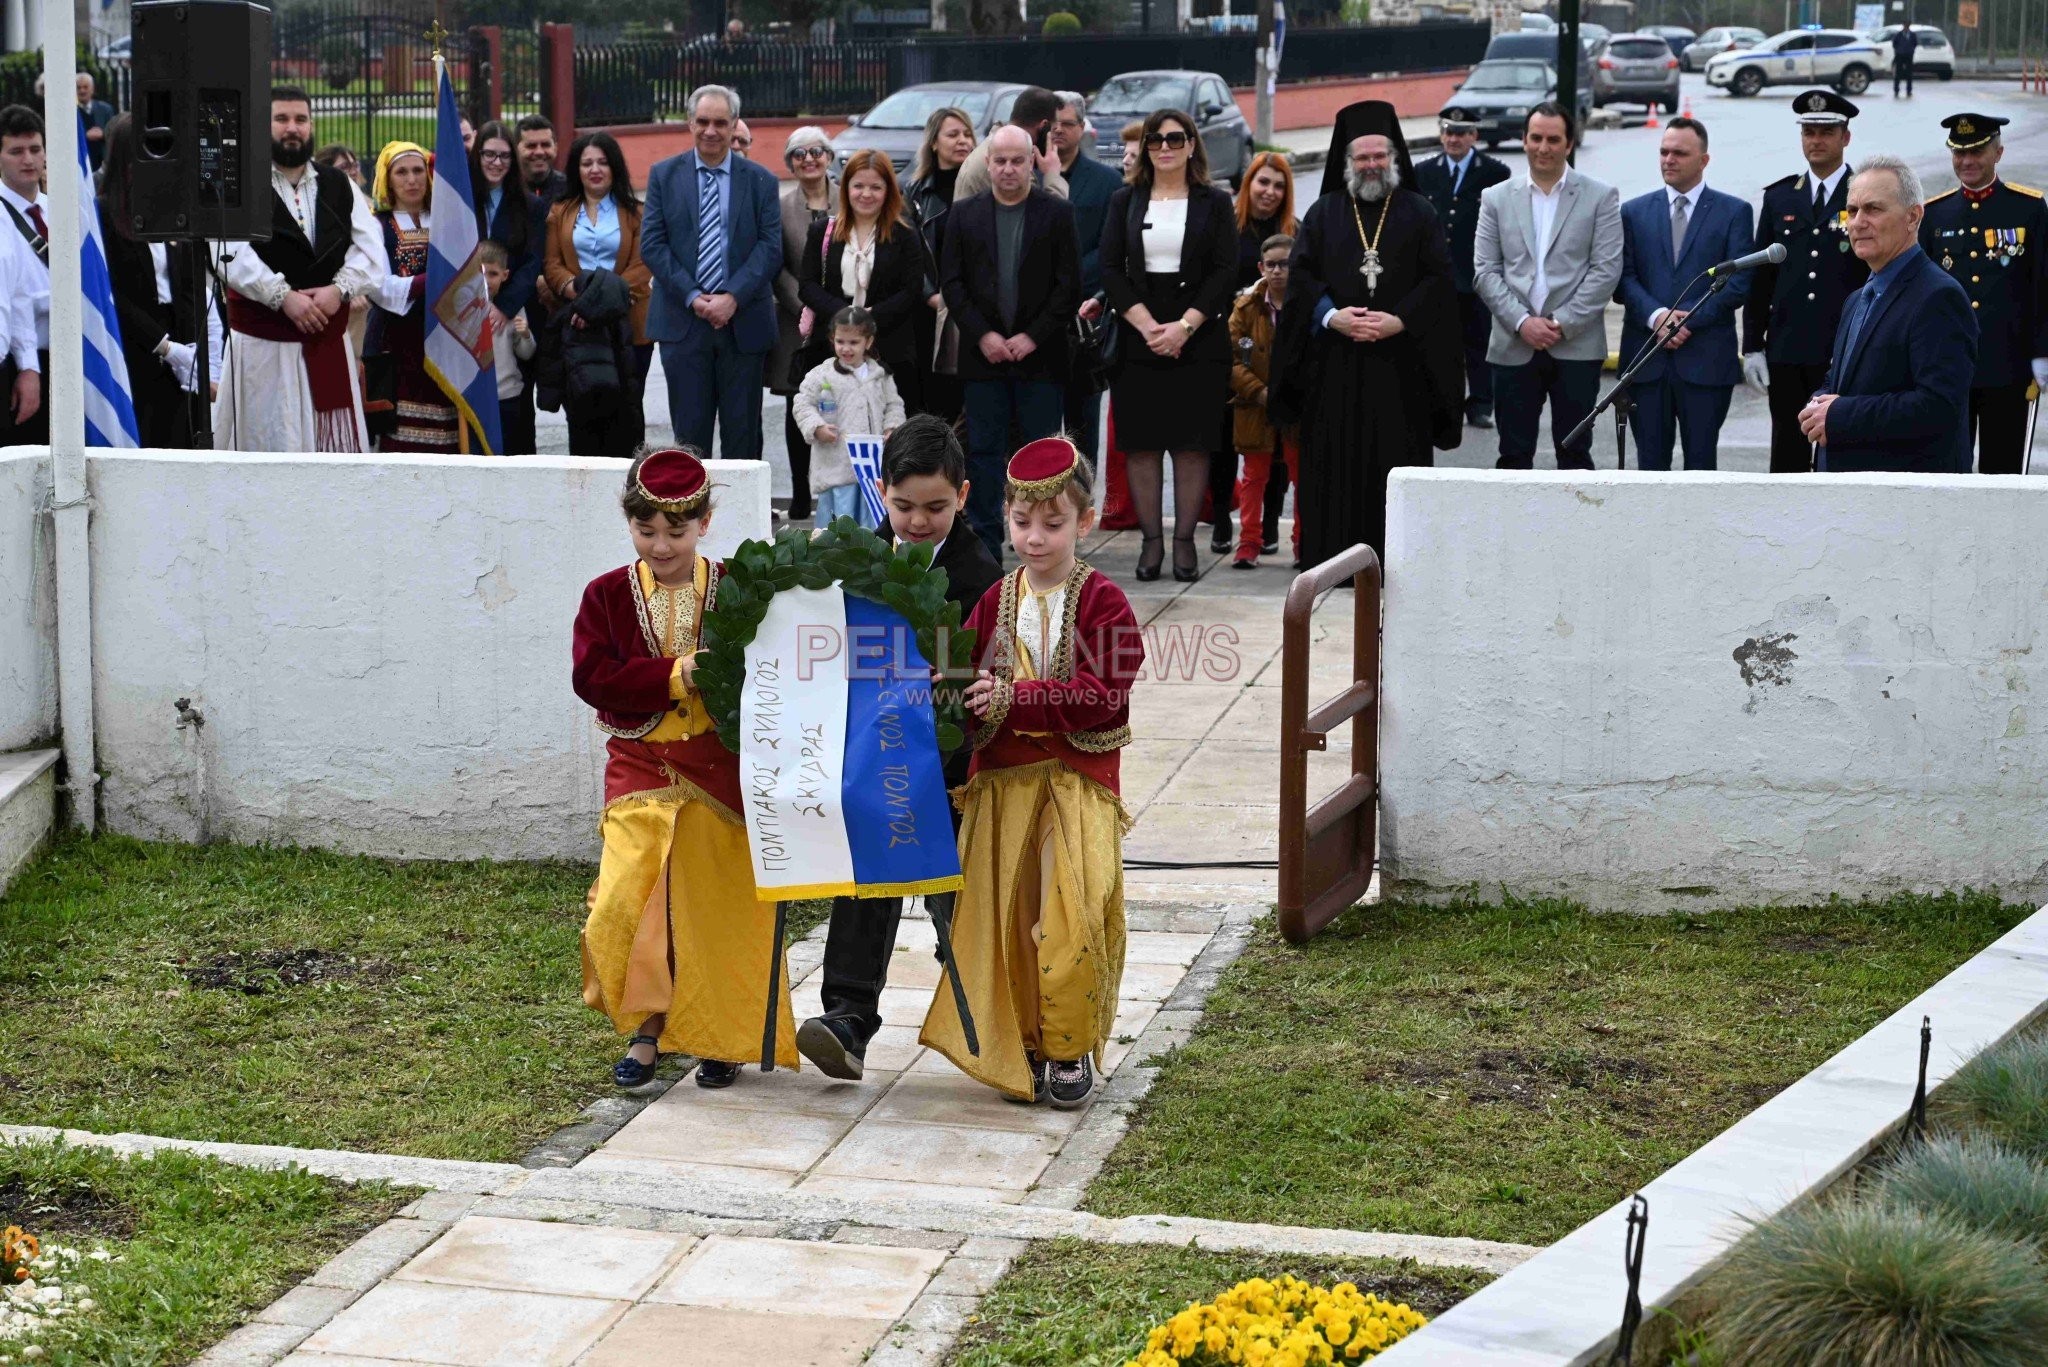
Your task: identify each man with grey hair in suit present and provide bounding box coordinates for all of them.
[1473,102,1623,469]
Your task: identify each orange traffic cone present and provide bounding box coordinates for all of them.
[1645,102,1660,130]
[1681,95,1693,119]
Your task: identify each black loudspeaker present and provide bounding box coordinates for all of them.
[128,0,272,242]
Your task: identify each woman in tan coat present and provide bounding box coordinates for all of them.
[544,132,654,455]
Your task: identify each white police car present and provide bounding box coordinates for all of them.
[1705,28,1890,97]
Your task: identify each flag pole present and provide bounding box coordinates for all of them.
[44,0,98,830]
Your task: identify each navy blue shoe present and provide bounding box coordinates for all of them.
[613,1033,661,1089]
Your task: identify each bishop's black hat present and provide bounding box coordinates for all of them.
[1942,112,2007,150]
[1792,89,1858,125]
[1320,101,1417,200]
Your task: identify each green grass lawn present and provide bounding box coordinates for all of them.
[0,834,830,1161]
[946,1240,1490,1367]
[1083,892,2034,1247]
[0,1140,405,1366]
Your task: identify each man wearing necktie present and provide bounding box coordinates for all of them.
[1800,157,1977,473]
[1615,117,1752,470]
[0,104,51,445]
[1415,115,1511,430]
[642,84,783,462]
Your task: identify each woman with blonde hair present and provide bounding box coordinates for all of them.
[364,141,460,451]
[773,125,836,516]
[905,107,977,423]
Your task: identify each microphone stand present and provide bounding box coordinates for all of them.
[1565,268,1728,468]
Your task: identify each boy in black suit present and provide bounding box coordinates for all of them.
[797,415,1005,1080]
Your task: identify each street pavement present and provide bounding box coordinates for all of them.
[540,75,2045,479]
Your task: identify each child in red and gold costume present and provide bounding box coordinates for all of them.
[919,436,1145,1110]
[573,447,798,1092]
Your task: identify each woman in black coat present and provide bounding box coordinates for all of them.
[97,113,210,448]
[1100,109,1239,582]
[903,106,977,423]
[796,149,930,412]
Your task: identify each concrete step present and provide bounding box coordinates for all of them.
[0,747,59,896]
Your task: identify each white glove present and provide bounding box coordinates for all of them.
[2032,357,2048,394]
[1742,352,1770,394]
[165,340,198,393]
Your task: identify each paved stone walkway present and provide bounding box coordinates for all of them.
[12,549,1474,1366]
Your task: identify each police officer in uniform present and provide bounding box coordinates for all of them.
[1415,113,1512,428]
[1919,113,2048,474]
[1743,90,1868,473]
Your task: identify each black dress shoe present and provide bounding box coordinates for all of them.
[1467,410,1496,430]
[796,1015,867,1081]
[695,1059,742,1088]
[1261,536,1280,556]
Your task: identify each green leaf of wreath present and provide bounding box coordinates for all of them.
[700,526,978,757]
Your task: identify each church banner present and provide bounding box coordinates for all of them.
[739,585,963,899]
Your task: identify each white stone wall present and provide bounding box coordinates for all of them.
[0,450,56,752]
[85,452,769,859]
[1381,470,2048,911]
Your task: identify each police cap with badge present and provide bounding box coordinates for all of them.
[1942,112,2006,150]
[1794,89,1858,126]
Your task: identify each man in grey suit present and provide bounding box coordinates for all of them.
[1473,103,1624,469]
[641,84,784,460]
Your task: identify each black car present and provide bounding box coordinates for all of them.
[1087,69,1254,185]
[1441,58,1585,148]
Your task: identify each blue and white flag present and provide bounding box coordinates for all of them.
[80,111,139,449]
[739,586,963,899]
[847,433,887,529]
[424,59,502,453]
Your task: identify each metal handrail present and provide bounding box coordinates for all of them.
[1277,544,1380,945]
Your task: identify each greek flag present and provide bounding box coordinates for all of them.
[847,433,887,529]
[738,586,963,899]
[424,59,502,453]
[80,111,139,448]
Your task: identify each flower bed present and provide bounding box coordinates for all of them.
[1126,1275,1426,1367]
[1,1225,115,1363]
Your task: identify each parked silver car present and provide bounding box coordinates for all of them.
[1680,25,1766,72]
[1087,70,1254,186]
[831,81,1033,177]
[1594,32,1682,110]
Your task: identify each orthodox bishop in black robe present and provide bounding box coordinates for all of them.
[1275,103,1461,567]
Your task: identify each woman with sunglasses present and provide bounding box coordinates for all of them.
[1099,109,1238,582]
[773,126,837,518]
[471,120,548,452]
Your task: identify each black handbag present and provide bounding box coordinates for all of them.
[1070,299,1118,395]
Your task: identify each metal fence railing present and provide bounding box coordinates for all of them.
[571,20,1490,125]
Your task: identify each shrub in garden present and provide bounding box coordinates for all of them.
[1125,1274,1425,1366]
[1042,10,1083,34]
[1932,1031,2048,1160]
[1702,1200,2048,1367]
[1871,1133,2048,1250]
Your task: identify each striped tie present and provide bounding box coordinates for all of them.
[697,165,725,295]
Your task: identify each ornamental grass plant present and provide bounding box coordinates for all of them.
[1930,1032,2048,1161]
[1869,1133,2048,1250]
[1699,1200,2048,1367]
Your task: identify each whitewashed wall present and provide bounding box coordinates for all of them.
[86,452,769,858]
[0,450,56,751]
[1382,470,2048,911]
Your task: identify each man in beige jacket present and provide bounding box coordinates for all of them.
[951,86,1070,203]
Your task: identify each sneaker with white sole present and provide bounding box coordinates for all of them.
[1047,1056,1095,1109]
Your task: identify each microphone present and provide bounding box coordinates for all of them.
[1706,242,1787,276]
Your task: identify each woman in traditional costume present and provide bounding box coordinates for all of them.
[573,447,798,1090]
[920,437,1145,1109]
[364,142,460,452]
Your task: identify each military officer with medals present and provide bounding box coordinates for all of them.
[1415,113,1513,429]
[1919,113,2048,474]
[1743,90,1868,473]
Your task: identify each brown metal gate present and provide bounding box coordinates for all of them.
[1276,546,1380,944]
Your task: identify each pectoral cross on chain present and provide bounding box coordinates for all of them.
[1359,248,1383,296]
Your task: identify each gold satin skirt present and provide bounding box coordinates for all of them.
[581,795,799,1069]
[919,759,1129,1100]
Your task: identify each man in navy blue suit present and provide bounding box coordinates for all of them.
[1801,156,1978,473]
[641,84,783,461]
[1615,118,1753,470]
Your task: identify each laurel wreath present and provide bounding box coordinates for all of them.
[695,517,979,758]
